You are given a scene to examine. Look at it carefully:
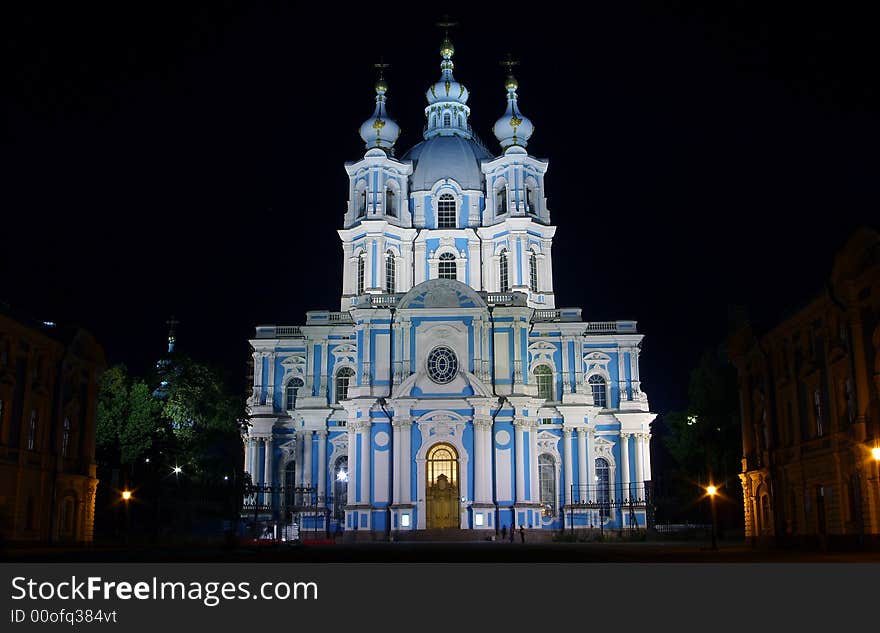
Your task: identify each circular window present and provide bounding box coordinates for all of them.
[427,346,458,384]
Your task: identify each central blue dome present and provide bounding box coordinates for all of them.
[402,135,491,192]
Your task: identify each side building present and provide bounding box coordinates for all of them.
[0,307,106,543]
[729,227,880,547]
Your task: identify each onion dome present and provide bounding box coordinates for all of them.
[423,34,472,140]
[493,65,534,151]
[359,67,400,153]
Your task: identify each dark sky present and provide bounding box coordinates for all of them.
[4,2,878,416]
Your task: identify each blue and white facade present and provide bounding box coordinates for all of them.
[244,36,656,536]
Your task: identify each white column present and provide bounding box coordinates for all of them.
[360,422,372,504]
[263,437,273,486]
[514,419,525,504]
[620,433,631,498]
[576,428,587,502]
[561,337,571,394]
[400,421,411,504]
[473,419,486,502]
[295,432,305,487]
[392,420,402,506]
[346,428,356,505]
[317,430,327,503]
[644,433,652,481]
[574,342,584,393]
[266,352,276,408]
[251,352,262,402]
[586,430,595,501]
[563,429,573,506]
[529,423,539,504]
[244,436,252,475]
[319,342,329,396]
[635,433,644,488]
[303,431,313,488]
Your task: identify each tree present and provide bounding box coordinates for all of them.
[96,365,163,466]
[659,345,743,529]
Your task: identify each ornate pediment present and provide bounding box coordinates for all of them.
[398,279,485,310]
[593,436,615,460]
[529,341,557,365]
[417,412,465,441]
[331,343,357,365]
[583,352,611,374]
[536,430,561,458]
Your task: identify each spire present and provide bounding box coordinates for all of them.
[358,59,401,154]
[166,315,179,354]
[493,54,534,152]
[424,16,471,140]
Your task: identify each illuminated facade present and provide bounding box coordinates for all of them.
[243,34,656,537]
[730,228,880,547]
[0,308,105,542]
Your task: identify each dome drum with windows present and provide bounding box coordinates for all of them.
[245,26,656,539]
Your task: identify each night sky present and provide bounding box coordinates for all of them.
[5,2,878,418]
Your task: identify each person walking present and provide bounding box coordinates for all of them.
[519,525,525,543]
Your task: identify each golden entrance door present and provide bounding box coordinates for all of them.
[426,443,459,529]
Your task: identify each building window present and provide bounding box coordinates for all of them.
[761,495,772,533]
[334,457,348,520]
[534,365,554,400]
[385,188,396,217]
[814,389,824,437]
[443,112,451,127]
[357,251,365,295]
[589,374,607,408]
[526,187,536,214]
[529,250,538,293]
[496,187,507,214]
[27,409,37,451]
[595,457,610,517]
[437,194,456,228]
[357,188,367,217]
[286,377,304,410]
[539,454,556,517]
[62,417,71,458]
[438,252,457,280]
[499,249,509,292]
[335,367,355,403]
[385,250,396,293]
[427,346,458,384]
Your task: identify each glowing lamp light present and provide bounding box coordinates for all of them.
[173,466,182,475]
[872,447,880,462]
[121,491,132,501]
[707,485,717,496]
[337,469,348,482]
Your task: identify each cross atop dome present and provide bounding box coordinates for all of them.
[424,15,471,141]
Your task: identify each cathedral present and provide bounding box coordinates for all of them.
[243,32,656,538]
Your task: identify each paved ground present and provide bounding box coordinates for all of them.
[6,538,880,563]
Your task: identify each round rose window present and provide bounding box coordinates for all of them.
[426,346,458,384]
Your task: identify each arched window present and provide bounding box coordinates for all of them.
[356,251,365,295]
[496,187,507,214]
[526,186,536,214]
[357,188,367,217]
[539,454,556,517]
[385,250,396,293]
[385,187,396,217]
[499,249,509,292]
[334,457,348,520]
[443,112,451,127]
[62,417,70,458]
[534,365,554,401]
[437,193,456,228]
[529,250,538,293]
[335,367,355,403]
[285,377,304,410]
[438,252,457,280]
[589,374,607,408]
[595,457,610,517]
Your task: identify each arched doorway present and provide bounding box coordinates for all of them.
[426,443,459,529]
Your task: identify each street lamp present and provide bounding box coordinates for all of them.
[706,485,718,551]
[121,490,132,544]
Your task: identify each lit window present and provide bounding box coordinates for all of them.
[529,250,538,293]
[335,367,355,403]
[385,188,396,217]
[385,250,396,293]
[534,365,553,401]
[62,417,70,457]
[499,249,509,292]
[497,187,507,214]
[401,514,411,527]
[438,252,457,280]
[589,374,607,408]
[437,194,456,228]
[357,251,365,295]
[539,454,556,516]
[595,457,610,517]
[286,377,304,410]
